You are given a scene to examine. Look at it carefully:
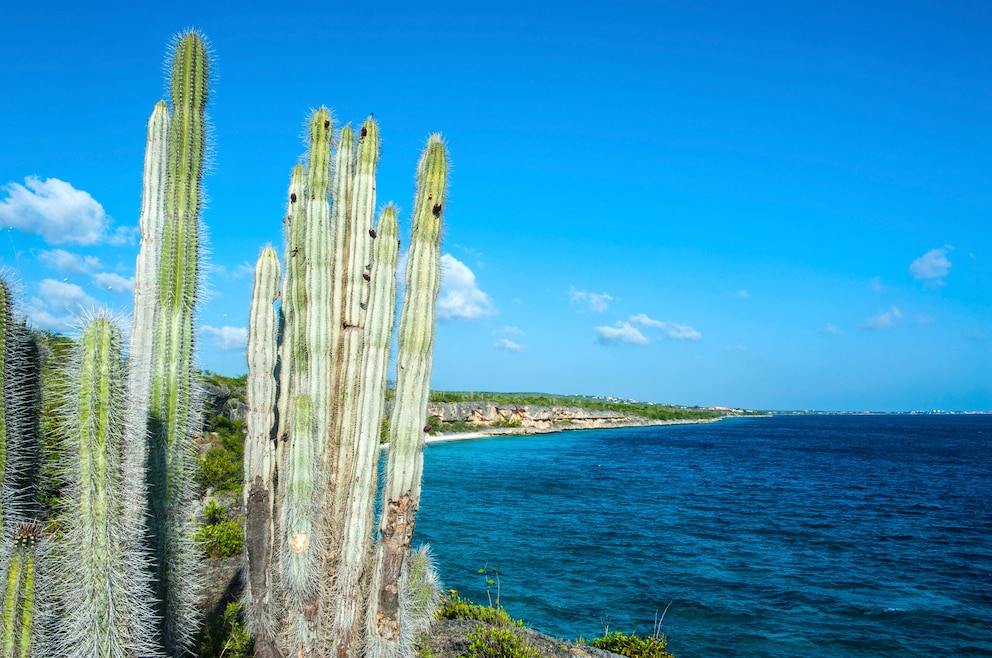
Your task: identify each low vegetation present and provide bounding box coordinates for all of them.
[428,390,743,422]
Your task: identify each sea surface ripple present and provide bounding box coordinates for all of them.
[415,414,992,657]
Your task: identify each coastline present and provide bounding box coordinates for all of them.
[424,415,728,444]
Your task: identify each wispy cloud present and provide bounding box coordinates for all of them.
[201,325,249,351]
[734,289,749,299]
[862,306,903,330]
[869,276,884,293]
[909,247,952,286]
[498,325,525,337]
[0,176,134,245]
[38,248,102,273]
[209,261,255,280]
[494,338,525,352]
[595,321,649,346]
[93,272,135,294]
[629,313,701,340]
[818,324,843,336]
[569,286,613,313]
[437,254,496,320]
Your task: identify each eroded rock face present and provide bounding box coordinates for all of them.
[423,402,652,431]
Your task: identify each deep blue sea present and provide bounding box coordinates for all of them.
[415,414,992,657]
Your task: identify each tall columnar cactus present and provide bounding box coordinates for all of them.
[244,121,447,658]
[147,30,209,654]
[0,282,42,530]
[57,316,159,658]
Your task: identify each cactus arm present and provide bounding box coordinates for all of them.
[368,135,447,657]
[275,164,308,447]
[279,393,322,654]
[243,247,281,650]
[332,202,396,656]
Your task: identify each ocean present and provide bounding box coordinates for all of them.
[414,414,992,657]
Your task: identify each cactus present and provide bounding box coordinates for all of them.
[0,29,208,658]
[366,134,447,658]
[56,315,159,658]
[243,112,447,657]
[147,29,209,654]
[1,524,44,658]
[243,247,280,654]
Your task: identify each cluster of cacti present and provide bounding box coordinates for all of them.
[242,111,448,658]
[0,30,208,657]
[0,26,448,658]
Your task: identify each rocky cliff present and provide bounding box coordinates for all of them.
[423,401,667,432]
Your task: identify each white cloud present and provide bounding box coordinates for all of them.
[38,248,102,273]
[0,176,133,245]
[494,338,525,352]
[93,272,135,294]
[201,325,249,351]
[734,289,749,299]
[24,278,101,330]
[628,313,665,329]
[818,324,843,336]
[662,322,702,340]
[628,313,701,340]
[909,247,952,285]
[862,306,903,330]
[569,287,613,313]
[496,326,525,337]
[437,254,496,320]
[595,322,649,346]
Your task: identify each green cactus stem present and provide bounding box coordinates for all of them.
[276,163,308,446]
[1,524,42,658]
[242,247,280,654]
[331,202,397,657]
[367,135,447,658]
[59,317,157,658]
[148,29,209,655]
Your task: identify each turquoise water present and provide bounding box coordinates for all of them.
[415,415,992,657]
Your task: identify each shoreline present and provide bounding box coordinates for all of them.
[424,415,729,444]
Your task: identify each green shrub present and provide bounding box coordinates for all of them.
[460,625,539,658]
[197,415,245,493]
[196,601,253,658]
[589,631,675,658]
[195,499,244,558]
[437,592,522,627]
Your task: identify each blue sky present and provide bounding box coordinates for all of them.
[0,1,989,411]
